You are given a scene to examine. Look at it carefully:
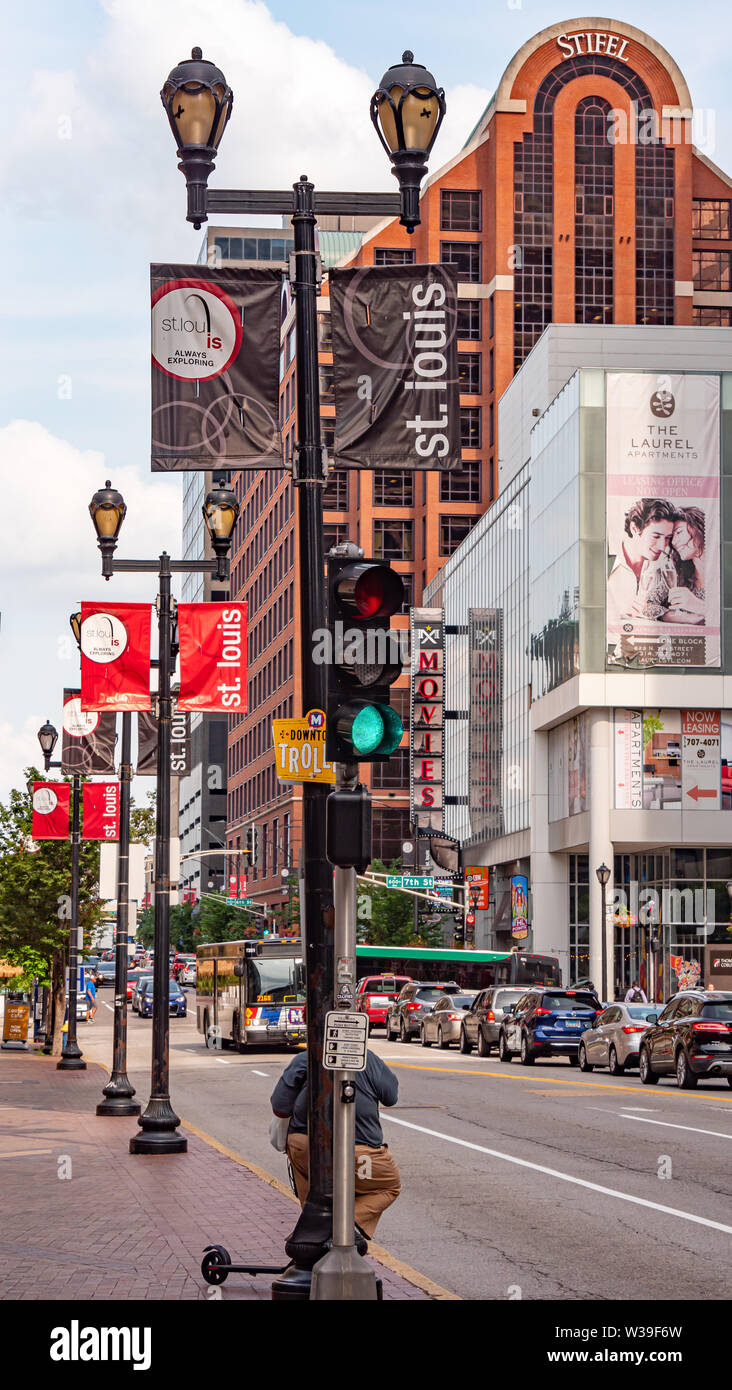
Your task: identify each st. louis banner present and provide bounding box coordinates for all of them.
[330,264,461,470]
[61,689,116,774]
[151,263,283,471]
[177,603,248,713]
[32,782,70,840]
[137,708,191,777]
[82,782,120,841]
[80,602,152,713]
[606,372,721,668]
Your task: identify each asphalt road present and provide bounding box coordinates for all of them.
[82,993,732,1301]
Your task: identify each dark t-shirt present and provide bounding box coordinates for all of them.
[270,1049,398,1148]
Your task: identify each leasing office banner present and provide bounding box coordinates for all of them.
[80,603,152,712]
[150,264,283,471]
[606,372,720,668]
[330,264,461,469]
[177,603,248,713]
[61,689,116,774]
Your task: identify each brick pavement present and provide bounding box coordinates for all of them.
[0,1050,449,1301]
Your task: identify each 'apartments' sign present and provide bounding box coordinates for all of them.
[556,32,630,61]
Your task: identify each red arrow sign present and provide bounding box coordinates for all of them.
[686,785,717,801]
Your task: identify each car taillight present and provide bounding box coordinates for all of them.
[486,1010,495,1021]
[692,1021,730,1033]
[534,1007,551,1016]
[407,1002,422,1011]
[622,1025,647,1034]
[447,1013,460,1021]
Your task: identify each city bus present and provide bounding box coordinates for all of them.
[355,945,562,991]
[196,939,306,1051]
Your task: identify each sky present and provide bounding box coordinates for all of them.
[3,0,732,801]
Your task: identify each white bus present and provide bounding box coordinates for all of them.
[195,939,306,1051]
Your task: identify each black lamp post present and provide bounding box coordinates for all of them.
[370,50,446,232]
[161,44,443,1295]
[90,479,238,1152]
[595,863,611,1003]
[37,718,86,1070]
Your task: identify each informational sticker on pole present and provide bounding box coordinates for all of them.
[272,709,335,784]
[150,263,283,472]
[323,1011,368,1071]
[330,264,461,470]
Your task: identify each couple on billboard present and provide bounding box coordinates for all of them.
[607,497,707,629]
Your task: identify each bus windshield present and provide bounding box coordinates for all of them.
[247,956,304,1005]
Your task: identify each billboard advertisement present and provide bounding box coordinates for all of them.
[150,264,282,472]
[614,708,722,810]
[606,372,720,668]
[511,875,529,940]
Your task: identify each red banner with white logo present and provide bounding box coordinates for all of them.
[177,604,248,713]
[80,602,152,712]
[82,782,120,841]
[32,782,71,840]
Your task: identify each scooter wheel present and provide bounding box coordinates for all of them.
[201,1245,230,1284]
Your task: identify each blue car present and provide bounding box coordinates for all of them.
[138,978,187,1018]
[498,988,601,1066]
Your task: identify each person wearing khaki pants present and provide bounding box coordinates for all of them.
[271,1049,401,1240]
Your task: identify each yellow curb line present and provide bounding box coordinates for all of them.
[386,1060,732,1101]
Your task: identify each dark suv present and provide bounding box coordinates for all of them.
[498,988,601,1065]
[639,990,732,1089]
[460,987,525,1056]
[386,982,459,1043]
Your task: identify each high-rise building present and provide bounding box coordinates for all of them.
[222,18,732,920]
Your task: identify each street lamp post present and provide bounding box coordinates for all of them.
[97,710,140,1117]
[595,863,611,1003]
[37,719,86,1070]
[89,479,239,1153]
[161,43,444,1296]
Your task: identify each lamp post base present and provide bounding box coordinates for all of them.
[57,1053,87,1071]
[97,1073,140,1117]
[129,1096,187,1154]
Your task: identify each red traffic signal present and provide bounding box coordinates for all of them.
[333,562,404,619]
[466,913,476,927]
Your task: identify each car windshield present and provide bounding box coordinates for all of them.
[701,1002,732,1020]
[248,956,305,1004]
[626,1006,658,1021]
[542,992,598,1012]
[417,988,456,1001]
[495,990,524,1009]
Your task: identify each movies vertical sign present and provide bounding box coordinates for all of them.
[468,609,504,838]
[410,609,445,833]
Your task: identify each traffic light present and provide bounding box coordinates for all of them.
[244,824,262,868]
[453,918,465,947]
[326,557,405,762]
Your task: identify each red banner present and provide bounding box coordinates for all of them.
[80,602,152,712]
[32,782,70,840]
[82,782,120,840]
[228,874,248,898]
[177,604,248,713]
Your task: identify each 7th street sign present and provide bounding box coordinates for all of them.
[387,874,434,890]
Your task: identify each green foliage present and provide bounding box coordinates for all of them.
[170,902,196,952]
[136,906,155,949]
[130,790,156,845]
[194,894,256,944]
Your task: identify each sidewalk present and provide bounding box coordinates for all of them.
[0,1050,449,1301]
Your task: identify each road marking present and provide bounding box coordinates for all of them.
[252,1070,269,1077]
[104,1003,113,1012]
[216,1059,230,1065]
[622,1114,732,1141]
[0,1149,54,1159]
[381,1114,732,1238]
[384,1061,732,1101]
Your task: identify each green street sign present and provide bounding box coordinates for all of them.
[387,875,434,890]
[229,897,253,907]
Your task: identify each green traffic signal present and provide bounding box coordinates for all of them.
[338,701,404,758]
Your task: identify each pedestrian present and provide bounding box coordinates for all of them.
[270,1048,401,1240]
[624,980,647,1003]
[85,973,97,1022]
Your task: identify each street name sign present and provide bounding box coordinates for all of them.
[323,1011,368,1071]
[387,874,434,890]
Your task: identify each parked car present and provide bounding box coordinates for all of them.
[173,953,196,979]
[639,990,732,1089]
[131,974,154,1013]
[355,975,412,1033]
[94,961,117,987]
[459,987,526,1056]
[385,982,460,1043]
[136,978,187,1018]
[179,962,197,987]
[498,988,602,1065]
[421,993,478,1048]
[578,1002,660,1074]
[126,968,147,1003]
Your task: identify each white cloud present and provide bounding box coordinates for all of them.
[0,717,47,804]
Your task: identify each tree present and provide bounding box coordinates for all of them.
[194,895,255,944]
[130,790,156,845]
[0,770,104,1054]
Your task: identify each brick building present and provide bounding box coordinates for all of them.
[224,17,732,921]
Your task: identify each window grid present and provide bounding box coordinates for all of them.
[440,190,482,232]
[574,97,614,324]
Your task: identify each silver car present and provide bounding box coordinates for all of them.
[578,1002,660,1075]
[421,993,478,1049]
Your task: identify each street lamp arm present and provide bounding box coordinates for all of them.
[206,188,401,218]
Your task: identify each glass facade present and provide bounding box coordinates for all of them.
[529,373,581,697]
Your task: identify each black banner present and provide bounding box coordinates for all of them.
[150,263,283,471]
[330,263,461,470]
[137,709,190,777]
[61,689,116,774]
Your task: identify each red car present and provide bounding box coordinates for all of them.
[355,975,412,1033]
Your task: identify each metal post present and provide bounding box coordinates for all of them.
[272,175,334,1300]
[98,713,140,1116]
[130,554,187,1153]
[600,881,608,1003]
[58,773,86,1070]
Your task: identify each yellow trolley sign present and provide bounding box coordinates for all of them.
[272,709,335,784]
